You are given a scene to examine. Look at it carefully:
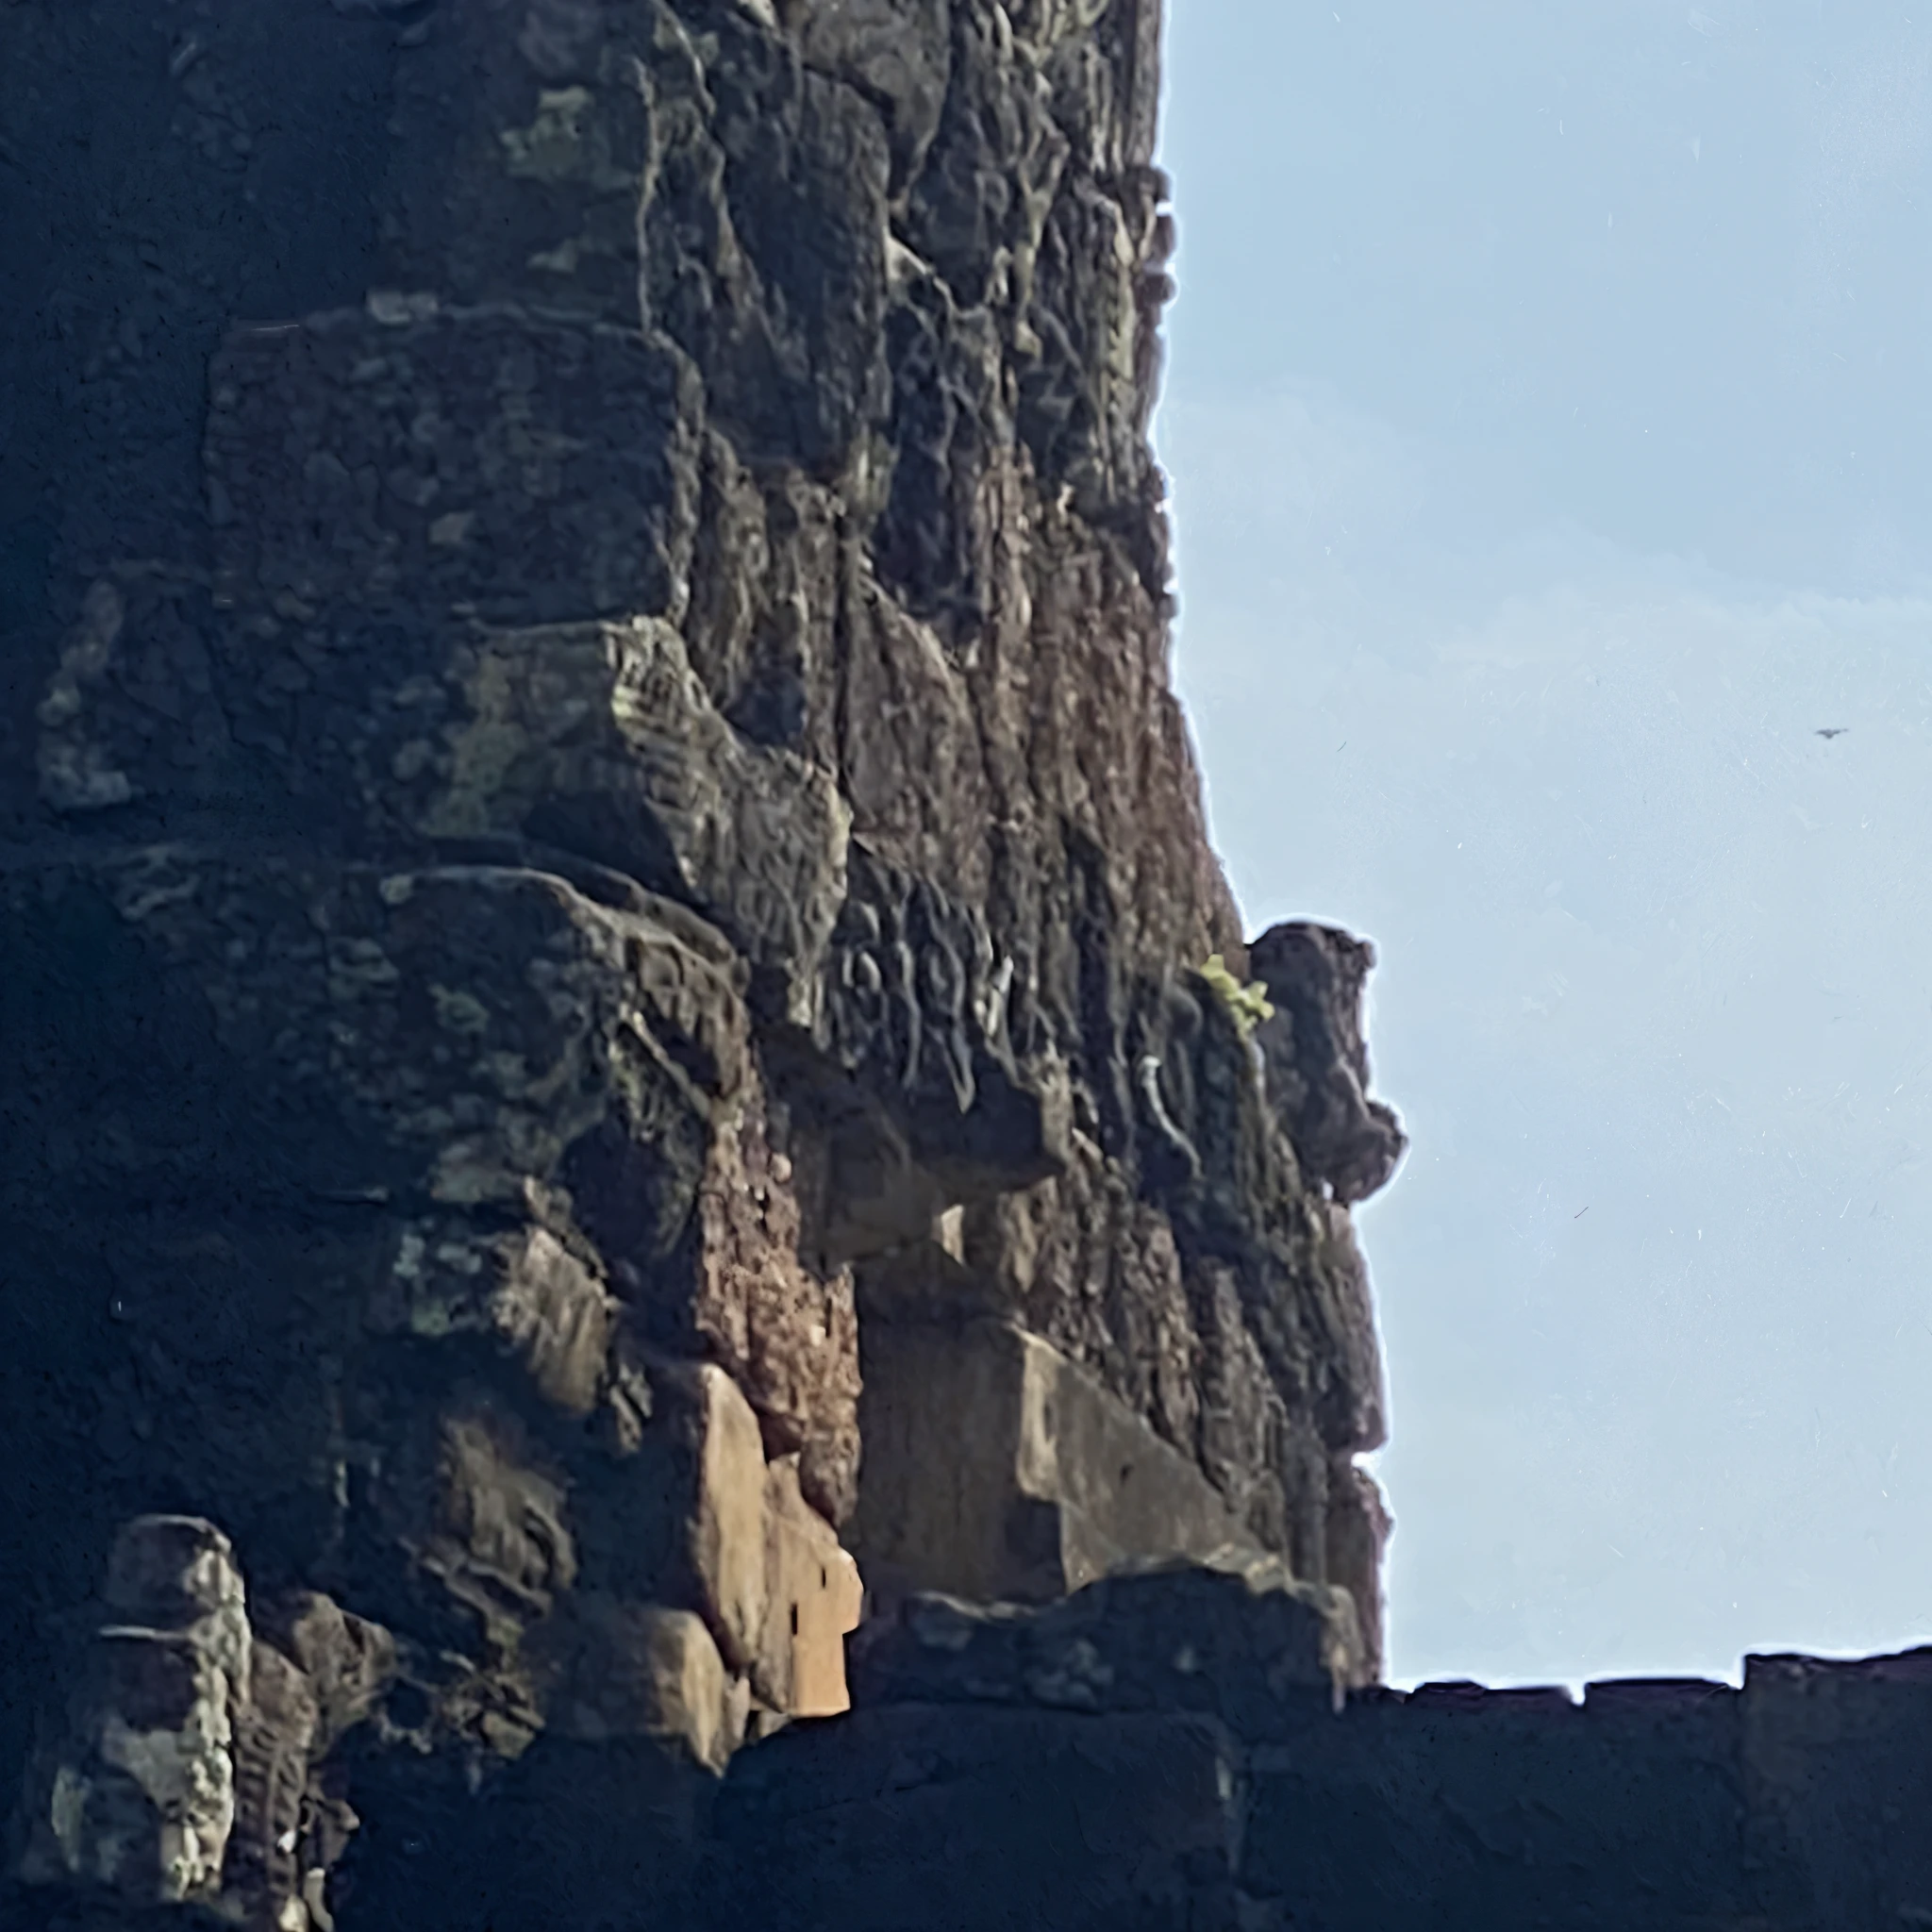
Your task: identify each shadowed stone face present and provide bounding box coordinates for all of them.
[0,0,1408,1922]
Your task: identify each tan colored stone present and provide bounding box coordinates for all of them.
[851,1312,1257,1608]
[527,1597,740,1774]
[662,1362,770,1675]
[756,1457,863,1719]
[253,1591,397,1756]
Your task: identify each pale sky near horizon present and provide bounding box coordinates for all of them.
[1153,0,1932,1690]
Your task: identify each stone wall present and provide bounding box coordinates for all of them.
[3,4,1924,1930]
[720,1574,1932,1931]
[0,0,1404,1925]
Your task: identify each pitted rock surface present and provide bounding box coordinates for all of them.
[1,0,1409,1925]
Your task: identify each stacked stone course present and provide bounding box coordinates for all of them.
[2,2,1400,1925]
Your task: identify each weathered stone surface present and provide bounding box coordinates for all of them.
[850,1554,1365,1725]
[34,597,852,1014]
[565,1354,863,1727]
[206,304,701,629]
[635,2,893,473]
[16,1520,250,1911]
[12,1519,392,1932]
[687,1090,862,1525]
[222,1641,322,1930]
[791,0,952,188]
[379,0,659,322]
[1323,1456,1393,1690]
[412,617,853,1011]
[526,1598,741,1774]
[20,3,1932,1929]
[0,850,743,1217]
[809,842,1073,1264]
[250,1592,397,1759]
[1249,923,1408,1208]
[2,0,1422,1918]
[850,1313,1261,1608]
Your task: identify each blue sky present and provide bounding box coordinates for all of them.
[1154,0,1932,1688]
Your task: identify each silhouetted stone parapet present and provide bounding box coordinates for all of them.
[701,1614,1932,1931]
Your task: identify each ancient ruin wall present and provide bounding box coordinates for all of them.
[0,1,1406,1924]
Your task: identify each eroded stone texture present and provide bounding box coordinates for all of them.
[3,0,1410,1918]
[1248,923,1409,1209]
[12,1518,393,1932]
[205,304,702,629]
[850,1554,1368,1720]
[16,1519,251,1911]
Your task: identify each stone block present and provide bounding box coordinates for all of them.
[756,1456,862,1719]
[710,1704,1244,1932]
[410,616,852,1002]
[1241,1677,1752,1931]
[850,1313,1257,1607]
[851,1555,1361,1724]
[14,1518,250,1909]
[369,1222,618,1422]
[527,1597,740,1774]
[30,591,854,1024]
[380,0,658,321]
[206,302,700,628]
[1741,1648,1932,1927]
[675,1363,771,1678]
[0,853,744,1242]
[575,1360,769,1679]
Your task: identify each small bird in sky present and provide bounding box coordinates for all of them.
[1815,727,1849,740]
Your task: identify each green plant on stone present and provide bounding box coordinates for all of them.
[1197,954,1274,1041]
